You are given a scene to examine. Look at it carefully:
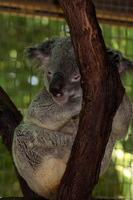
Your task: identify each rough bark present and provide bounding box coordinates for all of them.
[57,0,125,200]
[0,86,45,199]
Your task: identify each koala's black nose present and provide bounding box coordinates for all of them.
[49,73,64,97]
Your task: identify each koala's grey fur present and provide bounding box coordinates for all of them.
[12,36,132,200]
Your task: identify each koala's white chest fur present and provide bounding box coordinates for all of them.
[27,157,67,200]
[13,145,69,200]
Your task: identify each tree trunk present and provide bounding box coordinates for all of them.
[57,0,125,200]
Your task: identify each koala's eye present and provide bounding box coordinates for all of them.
[48,71,52,76]
[72,75,81,82]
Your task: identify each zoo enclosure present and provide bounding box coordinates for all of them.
[0,0,133,199]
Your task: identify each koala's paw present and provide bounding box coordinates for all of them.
[107,48,122,66]
[107,48,133,73]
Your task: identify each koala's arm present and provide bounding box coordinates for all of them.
[12,121,77,200]
[24,88,81,131]
[111,93,132,139]
[100,93,132,174]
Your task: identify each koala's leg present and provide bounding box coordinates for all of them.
[12,122,76,199]
[112,93,132,139]
[33,157,66,200]
[100,93,132,174]
[100,134,116,174]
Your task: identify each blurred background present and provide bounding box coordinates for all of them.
[0,0,133,199]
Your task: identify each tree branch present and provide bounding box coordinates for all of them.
[57,0,125,200]
[0,86,45,199]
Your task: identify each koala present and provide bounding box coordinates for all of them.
[12,36,132,200]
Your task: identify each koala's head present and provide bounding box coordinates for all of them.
[25,37,82,105]
[25,36,133,105]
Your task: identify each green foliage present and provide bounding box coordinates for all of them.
[0,13,133,198]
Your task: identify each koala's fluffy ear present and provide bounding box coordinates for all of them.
[107,48,133,74]
[24,39,57,69]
